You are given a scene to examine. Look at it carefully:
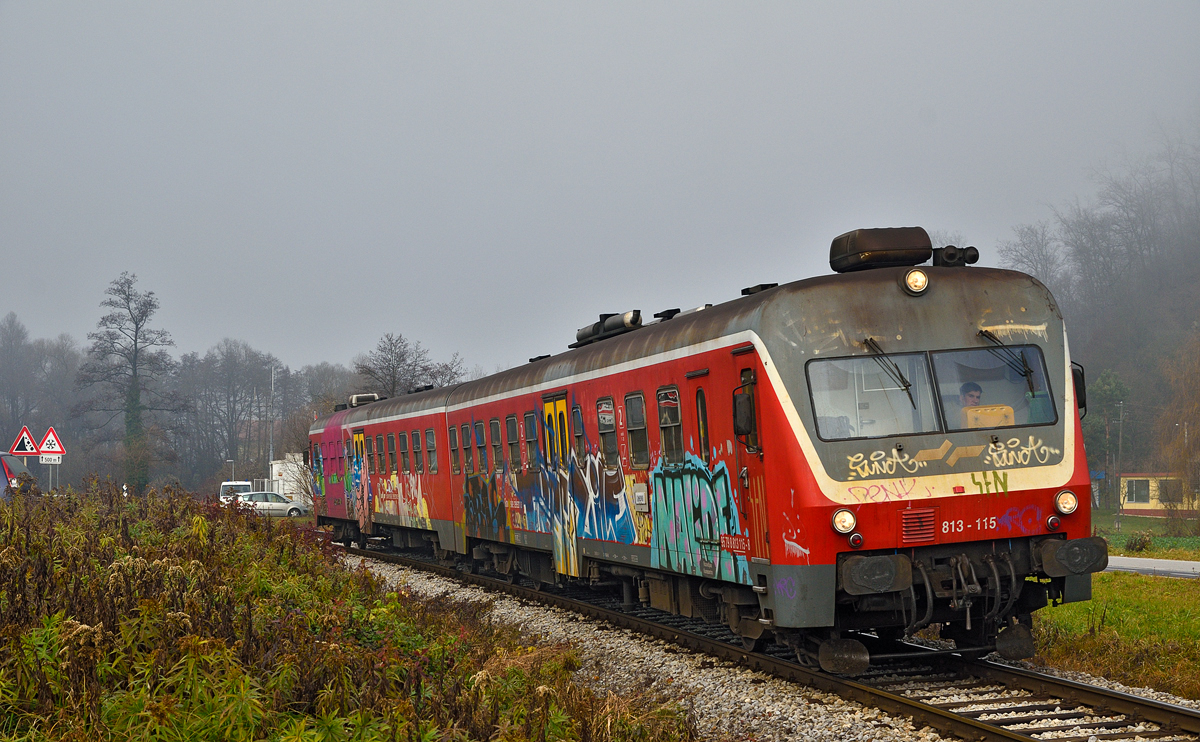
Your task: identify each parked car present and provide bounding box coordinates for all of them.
[2,454,33,494]
[237,491,309,517]
[219,480,252,502]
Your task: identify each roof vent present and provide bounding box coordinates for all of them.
[653,308,681,321]
[529,354,551,363]
[570,310,642,349]
[348,393,383,407]
[830,227,932,273]
[741,283,778,296]
[333,403,348,411]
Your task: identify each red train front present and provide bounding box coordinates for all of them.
[310,226,1106,673]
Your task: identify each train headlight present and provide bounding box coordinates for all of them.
[832,508,857,534]
[1054,490,1078,515]
[903,268,929,295]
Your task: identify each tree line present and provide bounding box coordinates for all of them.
[997,124,1200,503]
[0,274,464,494]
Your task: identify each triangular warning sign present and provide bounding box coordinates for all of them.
[38,427,65,455]
[9,426,39,455]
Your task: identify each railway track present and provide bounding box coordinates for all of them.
[345,545,1200,742]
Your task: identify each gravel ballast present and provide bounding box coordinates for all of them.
[354,554,1200,740]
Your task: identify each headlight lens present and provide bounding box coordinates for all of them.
[832,508,857,534]
[1055,490,1079,515]
[904,269,929,295]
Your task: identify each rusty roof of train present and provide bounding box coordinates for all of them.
[313,266,1057,431]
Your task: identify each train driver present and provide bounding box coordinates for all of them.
[959,382,983,408]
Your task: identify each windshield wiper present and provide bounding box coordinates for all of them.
[978,330,1035,394]
[863,337,916,409]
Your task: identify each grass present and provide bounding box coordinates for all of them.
[1089,508,1200,560]
[1033,570,1200,700]
[0,478,696,741]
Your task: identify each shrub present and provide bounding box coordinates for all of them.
[1124,530,1153,552]
[0,480,695,741]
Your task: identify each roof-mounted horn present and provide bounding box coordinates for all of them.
[829,227,932,273]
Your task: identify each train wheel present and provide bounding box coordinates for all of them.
[741,634,763,652]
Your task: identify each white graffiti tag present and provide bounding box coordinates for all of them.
[983,436,1061,468]
[847,449,926,480]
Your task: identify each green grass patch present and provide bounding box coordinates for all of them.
[1089,509,1200,560]
[0,480,696,741]
[1034,571,1200,700]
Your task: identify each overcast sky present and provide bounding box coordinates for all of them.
[2,2,1198,373]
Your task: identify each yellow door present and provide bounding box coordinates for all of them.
[542,396,578,576]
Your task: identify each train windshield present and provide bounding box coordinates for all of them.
[806,345,1058,441]
[931,345,1056,431]
[808,353,940,440]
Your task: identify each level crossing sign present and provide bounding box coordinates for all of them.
[38,427,66,455]
[9,426,38,456]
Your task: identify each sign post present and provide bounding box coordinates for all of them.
[37,427,66,491]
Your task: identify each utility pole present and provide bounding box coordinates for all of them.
[269,365,276,465]
[1115,401,1125,528]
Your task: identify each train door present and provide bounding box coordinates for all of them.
[542,394,580,576]
[351,429,370,532]
[733,364,770,562]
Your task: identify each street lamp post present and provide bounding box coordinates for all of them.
[227,459,235,483]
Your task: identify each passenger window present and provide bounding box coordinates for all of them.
[398,432,410,473]
[544,412,557,467]
[572,405,585,460]
[696,389,710,465]
[597,398,618,468]
[425,428,437,473]
[461,424,474,474]
[364,436,375,475]
[490,419,502,471]
[375,434,386,474]
[412,430,424,473]
[386,433,397,474]
[475,421,487,472]
[506,415,520,468]
[625,393,649,469]
[558,410,569,466]
[657,387,683,465]
[524,412,538,466]
[449,426,461,474]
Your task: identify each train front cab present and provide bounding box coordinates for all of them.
[752,231,1108,673]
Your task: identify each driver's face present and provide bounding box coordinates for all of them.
[961,390,982,407]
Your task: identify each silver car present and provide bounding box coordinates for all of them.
[237,491,309,517]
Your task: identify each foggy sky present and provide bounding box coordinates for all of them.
[2,2,1198,373]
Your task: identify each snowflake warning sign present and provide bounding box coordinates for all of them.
[38,427,66,455]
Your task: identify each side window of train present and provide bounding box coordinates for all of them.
[425,428,437,473]
[572,405,586,460]
[375,434,386,474]
[386,433,397,474]
[625,393,649,469]
[733,368,759,452]
[544,411,557,467]
[558,409,569,466]
[523,411,538,466]
[490,419,502,471]
[412,430,424,473]
[696,389,711,466]
[364,435,375,475]
[597,398,618,468]
[657,387,683,465]
[475,421,487,472]
[461,424,474,474]
[449,425,461,474]
[398,432,410,473]
[506,415,520,469]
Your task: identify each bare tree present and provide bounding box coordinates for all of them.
[998,221,1072,299]
[76,273,181,494]
[354,333,465,397]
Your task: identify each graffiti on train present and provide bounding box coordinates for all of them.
[650,454,751,584]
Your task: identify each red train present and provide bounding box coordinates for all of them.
[309,227,1107,673]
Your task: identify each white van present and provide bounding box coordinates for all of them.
[218,480,252,502]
